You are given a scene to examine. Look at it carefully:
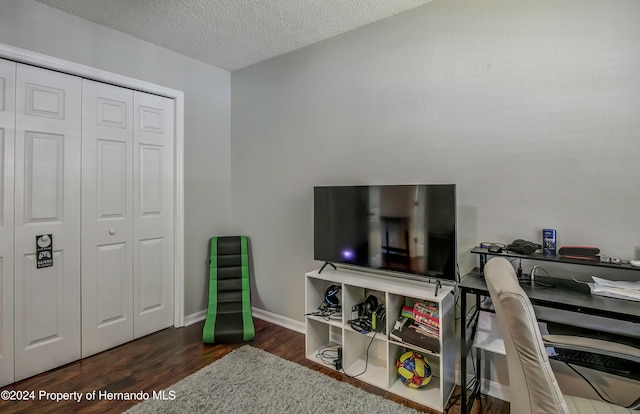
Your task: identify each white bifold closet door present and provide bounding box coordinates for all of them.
[0,58,16,386]
[81,79,174,357]
[81,80,134,357]
[14,63,82,382]
[131,90,174,339]
[0,59,175,384]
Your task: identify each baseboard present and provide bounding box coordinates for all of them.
[251,307,306,333]
[183,307,306,334]
[478,377,510,402]
[455,370,510,402]
[183,310,207,326]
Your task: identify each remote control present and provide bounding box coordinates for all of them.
[630,260,640,268]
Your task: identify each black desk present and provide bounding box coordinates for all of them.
[459,268,640,414]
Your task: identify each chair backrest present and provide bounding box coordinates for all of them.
[484,257,569,414]
[202,236,255,343]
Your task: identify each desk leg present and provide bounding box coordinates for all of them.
[460,290,468,414]
[461,291,483,414]
[472,294,482,405]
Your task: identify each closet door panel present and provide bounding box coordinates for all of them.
[0,59,15,387]
[133,91,174,338]
[81,79,134,357]
[13,64,81,381]
[138,238,164,311]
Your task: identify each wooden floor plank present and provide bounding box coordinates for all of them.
[0,319,508,414]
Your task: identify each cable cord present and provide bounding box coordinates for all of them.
[340,332,377,378]
[464,296,489,329]
[445,377,479,414]
[306,302,342,321]
[564,362,617,406]
[444,392,460,414]
[469,343,478,378]
[525,265,555,287]
[315,344,341,366]
[454,297,462,322]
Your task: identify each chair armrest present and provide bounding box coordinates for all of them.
[543,334,640,363]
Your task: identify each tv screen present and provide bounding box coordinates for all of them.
[314,185,456,282]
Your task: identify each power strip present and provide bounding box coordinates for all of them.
[335,347,343,370]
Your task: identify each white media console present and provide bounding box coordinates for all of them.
[305,267,456,412]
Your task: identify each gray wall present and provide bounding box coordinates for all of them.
[231,0,640,321]
[4,0,639,332]
[0,0,231,316]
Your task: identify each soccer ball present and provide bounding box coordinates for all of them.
[396,350,432,389]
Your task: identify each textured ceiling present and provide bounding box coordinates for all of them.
[35,0,434,71]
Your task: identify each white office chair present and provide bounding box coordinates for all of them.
[484,257,639,414]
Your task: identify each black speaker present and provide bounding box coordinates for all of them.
[558,246,600,259]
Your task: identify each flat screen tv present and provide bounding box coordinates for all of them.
[314,184,457,282]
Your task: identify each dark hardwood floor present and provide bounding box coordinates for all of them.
[0,318,508,414]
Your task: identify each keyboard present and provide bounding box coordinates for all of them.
[551,349,640,381]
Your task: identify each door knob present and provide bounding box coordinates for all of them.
[109,229,116,235]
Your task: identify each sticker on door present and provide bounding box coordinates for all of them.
[36,234,53,268]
